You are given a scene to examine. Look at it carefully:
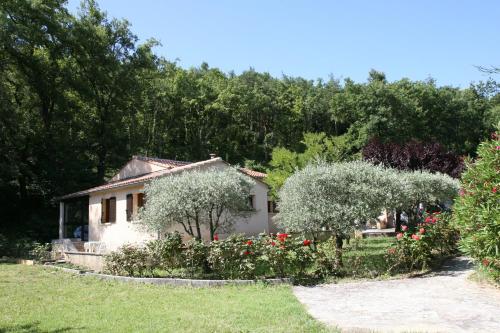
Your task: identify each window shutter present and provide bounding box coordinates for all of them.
[109,197,116,222]
[126,194,133,221]
[137,193,144,208]
[101,199,106,223]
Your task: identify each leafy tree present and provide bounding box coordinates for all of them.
[276,161,392,260]
[140,167,254,240]
[453,131,500,280]
[362,138,464,178]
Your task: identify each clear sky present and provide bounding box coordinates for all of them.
[67,0,499,87]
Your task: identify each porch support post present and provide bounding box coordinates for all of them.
[59,201,65,239]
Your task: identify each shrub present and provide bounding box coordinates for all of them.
[104,244,150,276]
[453,132,500,281]
[182,239,208,277]
[145,232,183,273]
[30,242,52,262]
[387,211,458,273]
[207,235,258,279]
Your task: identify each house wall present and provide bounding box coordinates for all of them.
[110,159,166,182]
[88,160,270,251]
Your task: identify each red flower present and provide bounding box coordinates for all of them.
[243,251,250,255]
[419,228,425,234]
[401,225,408,232]
[303,239,311,246]
[492,187,497,194]
[396,233,403,240]
[277,233,289,242]
[425,216,432,223]
[482,258,490,266]
[213,234,219,241]
[270,241,276,246]
[246,240,253,246]
[411,234,420,241]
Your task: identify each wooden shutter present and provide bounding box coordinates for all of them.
[101,199,106,223]
[108,197,116,222]
[126,194,133,221]
[137,193,144,208]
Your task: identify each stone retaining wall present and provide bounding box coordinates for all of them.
[43,264,291,287]
[64,251,104,272]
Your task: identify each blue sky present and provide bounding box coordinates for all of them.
[67,0,499,87]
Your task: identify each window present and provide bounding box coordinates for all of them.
[137,193,145,208]
[126,194,133,221]
[248,195,255,209]
[267,200,278,213]
[101,197,116,223]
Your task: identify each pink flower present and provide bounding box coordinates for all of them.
[492,187,497,194]
[411,234,420,241]
[396,233,403,240]
[496,146,500,150]
[459,189,465,196]
[402,225,408,232]
[425,216,432,223]
[419,228,425,234]
[270,241,276,246]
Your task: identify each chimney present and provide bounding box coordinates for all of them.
[209,153,217,159]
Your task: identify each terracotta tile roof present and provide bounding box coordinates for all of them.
[58,157,267,200]
[239,167,267,179]
[133,155,192,168]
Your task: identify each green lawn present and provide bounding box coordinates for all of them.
[0,264,333,333]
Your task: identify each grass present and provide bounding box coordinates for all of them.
[340,236,395,278]
[0,264,334,333]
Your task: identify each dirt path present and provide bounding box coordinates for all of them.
[293,257,500,333]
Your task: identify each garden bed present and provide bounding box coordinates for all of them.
[43,263,291,287]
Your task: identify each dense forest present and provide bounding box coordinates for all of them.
[1,0,499,241]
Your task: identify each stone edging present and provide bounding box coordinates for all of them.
[43,264,291,287]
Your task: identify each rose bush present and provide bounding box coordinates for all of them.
[387,211,458,273]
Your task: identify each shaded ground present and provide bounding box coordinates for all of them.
[294,257,500,333]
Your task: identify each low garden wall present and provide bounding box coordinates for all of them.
[64,251,104,272]
[43,264,291,287]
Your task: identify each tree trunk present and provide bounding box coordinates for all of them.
[335,234,344,267]
[395,210,402,232]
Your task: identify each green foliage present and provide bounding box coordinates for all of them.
[453,132,500,280]
[140,167,254,240]
[0,0,495,243]
[145,232,183,273]
[387,212,459,273]
[182,239,209,277]
[276,161,397,235]
[30,242,52,262]
[104,244,151,277]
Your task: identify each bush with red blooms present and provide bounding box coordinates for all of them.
[386,211,458,273]
[452,131,500,282]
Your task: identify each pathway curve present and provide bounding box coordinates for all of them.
[293,257,500,333]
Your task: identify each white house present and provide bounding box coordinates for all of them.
[56,155,278,256]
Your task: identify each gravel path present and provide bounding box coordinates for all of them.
[293,257,500,333]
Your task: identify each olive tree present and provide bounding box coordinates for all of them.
[276,161,392,250]
[140,167,255,240]
[394,170,460,227]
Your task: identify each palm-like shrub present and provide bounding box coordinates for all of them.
[453,132,500,280]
